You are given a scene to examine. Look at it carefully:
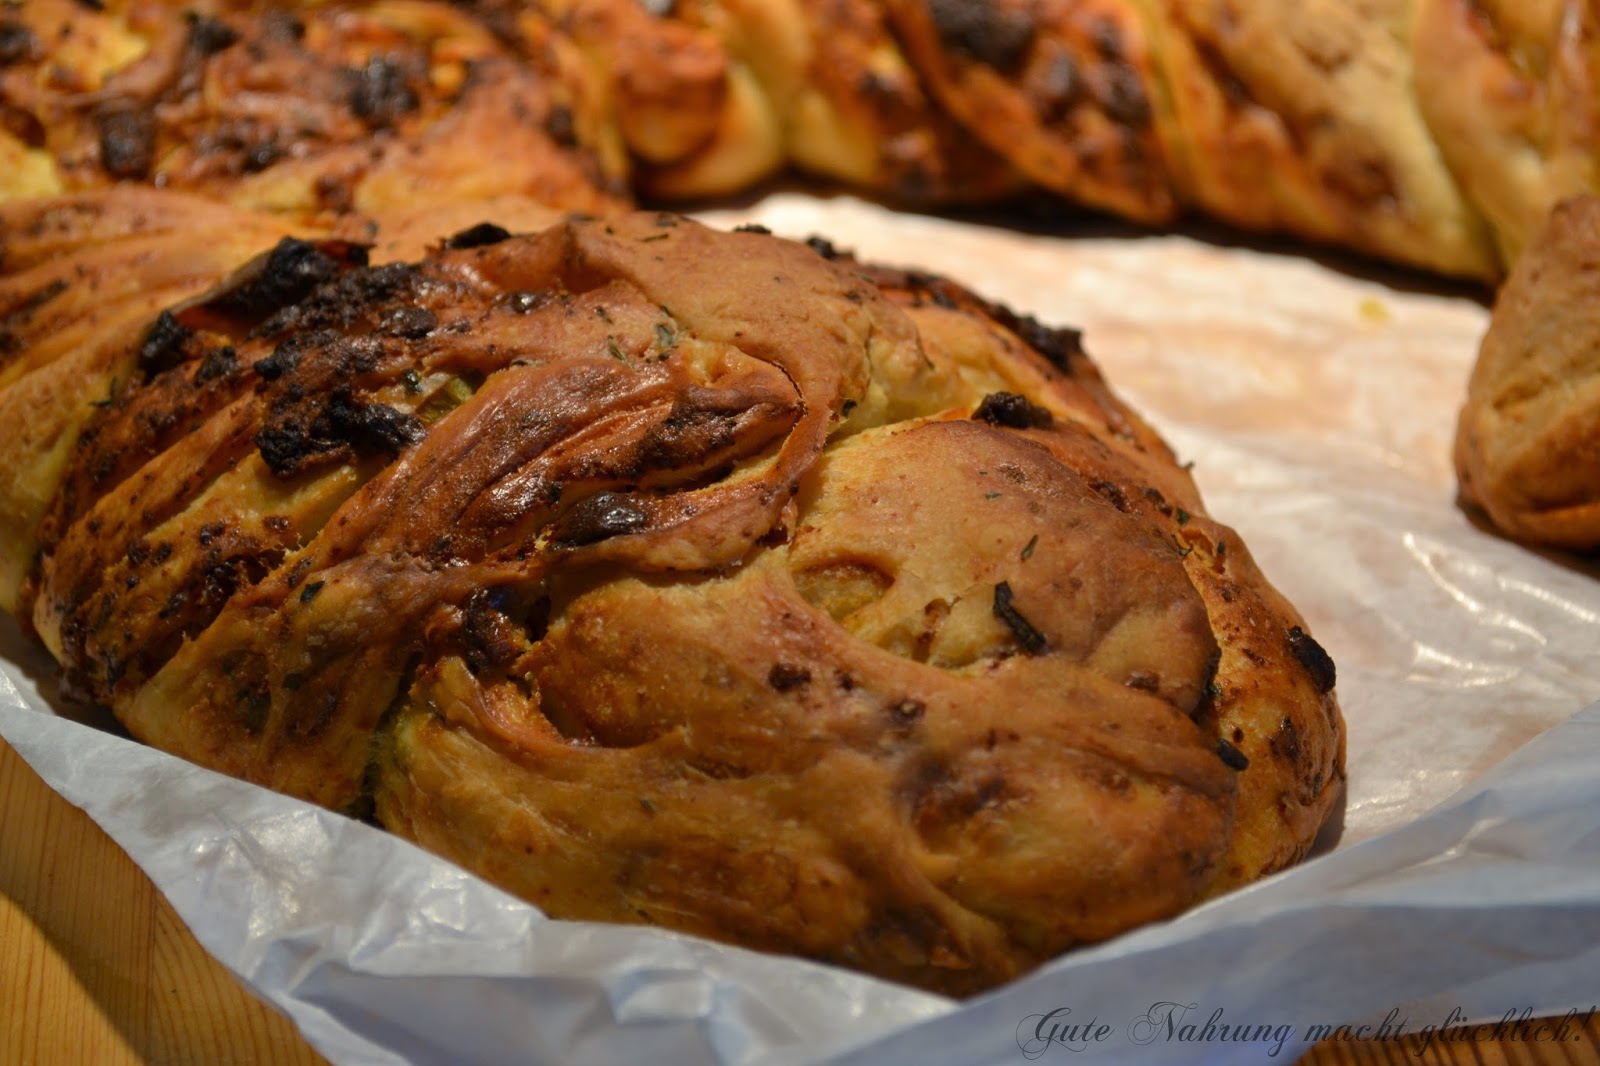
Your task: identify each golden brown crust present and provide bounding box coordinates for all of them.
[0,189,304,614]
[1152,0,1499,278]
[1455,195,1600,550]
[7,0,1600,279]
[1,0,626,222]
[1414,0,1600,267]
[7,208,1342,993]
[880,0,1179,222]
[478,0,778,198]
[668,0,1024,204]
[0,0,1367,996]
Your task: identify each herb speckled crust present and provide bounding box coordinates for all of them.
[3,204,1342,995]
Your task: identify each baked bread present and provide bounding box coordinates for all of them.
[0,0,625,220]
[24,0,1600,998]
[8,1,1599,279]
[1456,196,1600,550]
[3,199,1343,994]
[0,188,300,611]
[663,0,1024,203]
[1414,0,1600,268]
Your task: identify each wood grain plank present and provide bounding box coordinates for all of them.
[0,737,328,1066]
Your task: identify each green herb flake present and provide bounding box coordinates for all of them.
[402,369,422,394]
[1175,508,1190,526]
[1021,534,1038,560]
[416,376,475,424]
[639,797,656,813]
[985,491,1002,500]
[606,336,628,363]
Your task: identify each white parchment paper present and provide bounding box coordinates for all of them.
[4,193,1600,1065]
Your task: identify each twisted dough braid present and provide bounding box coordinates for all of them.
[5,201,1343,994]
[5,1,1596,278]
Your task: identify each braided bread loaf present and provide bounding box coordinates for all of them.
[4,194,1342,994]
[8,0,1598,278]
[74,0,1600,993]
[45,0,1600,997]
[20,0,1600,999]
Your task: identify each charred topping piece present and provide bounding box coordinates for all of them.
[0,21,38,66]
[347,55,420,128]
[506,290,549,314]
[376,306,438,339]
[137,311,197,376]
[1090,479,1129,513]
[992,580,1048,654]
[255,386,424,477]
[902,270,960,310]
[998,309,1084,372]
[193,345,238,385]
[251,337,307,381]
[96,106,156,180]
[805,235,847,261]
[927,0,1037,74]
[768,663,811,691]
[254,261,419,338]
[206,239,350,321]
[553,491,651,546]
[1287,625,1337,694]
[445,222,515,250]
[185,13,240,58]
[974,391,1053,428]
[1215,737,1250,771]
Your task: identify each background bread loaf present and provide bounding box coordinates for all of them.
[6,0,1599,278]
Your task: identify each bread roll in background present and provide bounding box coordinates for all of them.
[7,0,1600,277]
[1456,196,1600,551]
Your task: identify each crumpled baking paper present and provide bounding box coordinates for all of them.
[4,193,1600,1066]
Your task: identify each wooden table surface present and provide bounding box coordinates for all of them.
[3,734,1596,1066]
